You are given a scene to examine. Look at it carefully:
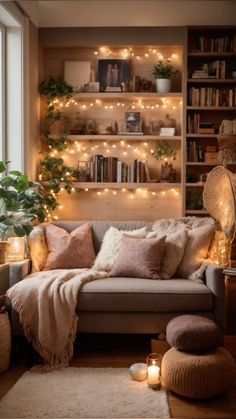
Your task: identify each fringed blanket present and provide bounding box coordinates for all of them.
[6,269,108,370]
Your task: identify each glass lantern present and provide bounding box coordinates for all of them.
[146,353,162,390]
[7,237,25,262]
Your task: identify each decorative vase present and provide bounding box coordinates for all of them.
[156,79,171,93]
[0,241,10,264]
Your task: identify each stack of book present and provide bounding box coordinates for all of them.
[191,61,226,79]
[204,145,219,163]
[89,155,147,183]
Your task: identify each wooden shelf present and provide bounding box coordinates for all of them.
[186,162,217,166]
[187,106,236,111]
[74,92,182,99]
[186,134,217,138]
[186,182,204,187]
[188,52,236,57]
[62,135,182,141]
[185,209,208,214]
[71,182,182,189]
[187,78,236,84]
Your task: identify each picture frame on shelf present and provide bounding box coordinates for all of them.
[124,112,142,133]
[98,59,129,92]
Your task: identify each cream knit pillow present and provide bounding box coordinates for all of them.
[176,224,215,279]
[93,226,147,272]
[27,225,48,272]
[147,229,188,279]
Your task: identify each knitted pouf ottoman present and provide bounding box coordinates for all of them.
[162,347,236,399]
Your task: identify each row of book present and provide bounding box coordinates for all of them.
[196,35,236,53]
[187,113,215,134]
[89,155,148,183]
[191,61,226,79]
[188,87,236,107]
[187,143,218,163]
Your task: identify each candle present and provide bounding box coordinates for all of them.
[129,363,147,382]
[147,362,160,387]
[147,353,162,390]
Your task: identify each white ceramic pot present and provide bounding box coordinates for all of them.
[156,78,171,93]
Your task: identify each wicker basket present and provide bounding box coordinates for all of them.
[0,241,10,264]
[0,300,11,373]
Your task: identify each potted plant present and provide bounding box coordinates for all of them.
[0,161,56,263]
[152,60,179,93]
[150,141,177,182]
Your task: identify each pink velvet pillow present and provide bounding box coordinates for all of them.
[44,223,96,270]
[110,234,166,279]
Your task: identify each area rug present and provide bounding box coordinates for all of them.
[0,367,170,418]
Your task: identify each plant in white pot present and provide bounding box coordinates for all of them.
[0,161,56,263]
[152,60,179,93]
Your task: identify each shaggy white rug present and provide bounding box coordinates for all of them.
[0,367,170,418]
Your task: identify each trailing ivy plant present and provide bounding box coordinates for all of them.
[0,161,57,240]
[40,156,74,193]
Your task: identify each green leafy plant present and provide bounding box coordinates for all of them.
[0,161,57,240]
[39,77,73,99]
[40,155,74,193]
[151,141,177,160]
[152,60,179,79]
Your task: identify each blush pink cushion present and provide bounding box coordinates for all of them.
[44,223,96,270]
[110,234,166,279]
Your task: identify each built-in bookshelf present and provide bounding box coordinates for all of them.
[40,44,184,220]
[185,27,236,215]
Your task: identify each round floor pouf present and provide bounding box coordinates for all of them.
[162,347,236,399]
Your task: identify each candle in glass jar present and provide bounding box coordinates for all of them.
[147,361,160,388]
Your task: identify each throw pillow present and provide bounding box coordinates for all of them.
[27,225,48,272]
[152,216,215,235]
[110,234,166,279]
[147,229,188,279]
[176,224,215,279]
[44,223,96,270]
[92,226,147,272]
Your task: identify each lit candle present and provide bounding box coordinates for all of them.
[147,353,162,390]
[147,361,160,388]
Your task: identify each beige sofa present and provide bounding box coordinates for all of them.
[8,220,225,336]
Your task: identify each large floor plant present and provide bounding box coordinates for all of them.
[0,161,56,262]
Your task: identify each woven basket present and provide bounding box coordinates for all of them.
[0,304,11,373]
[0,241,10,264]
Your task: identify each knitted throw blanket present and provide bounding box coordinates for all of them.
[6,269,108,370]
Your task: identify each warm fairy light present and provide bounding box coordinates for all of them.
[122,188,127,192]
[97,191,102,195]
[94,51,98,55]
[130,194,134,199]
[58,205,63,210]
[161,191,166,196]
[113,191,117,195]
[85,188,89,192]
[71,187,75,192]
[104,188,109,192]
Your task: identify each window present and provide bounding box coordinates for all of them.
[0,24,5,161]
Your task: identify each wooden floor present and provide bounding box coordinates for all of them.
[0,334,236,418]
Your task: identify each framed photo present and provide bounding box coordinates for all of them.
[125,112,141,133]
[98,59,129,92]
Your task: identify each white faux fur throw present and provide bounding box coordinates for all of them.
[6,269,108,370]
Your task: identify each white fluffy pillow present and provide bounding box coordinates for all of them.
[27,225,48,272]
[93,226,147,272]
[147,229,188,279]
[176,224,215,280]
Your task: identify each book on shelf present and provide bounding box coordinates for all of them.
[89,154,147,183]
[197,34,236,53]
[188,86,236,107]
[187,141,204,162]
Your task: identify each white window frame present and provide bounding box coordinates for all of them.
[0,23,5,162]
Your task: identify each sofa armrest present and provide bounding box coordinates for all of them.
[9,259,31,288]
[205,264,225,336]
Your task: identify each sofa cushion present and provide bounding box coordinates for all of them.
[27,225,48,272]
[110,234,166,279]
[176,224,215,280]
[147,230,188,279]
[44,223,96,270]
[77,277,213,312]
[92,226,147,271]
[166,315,222,351]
